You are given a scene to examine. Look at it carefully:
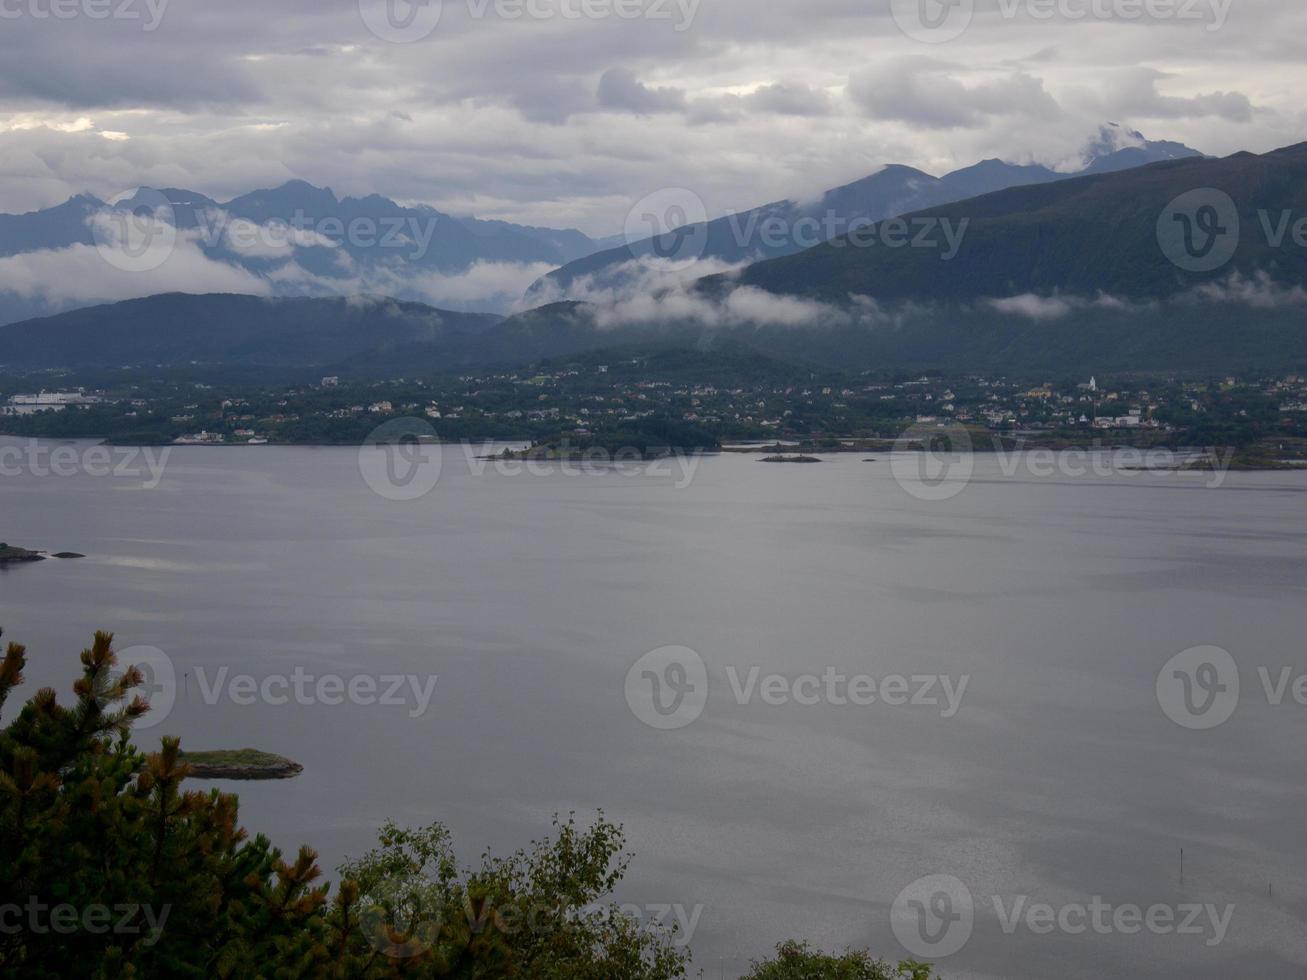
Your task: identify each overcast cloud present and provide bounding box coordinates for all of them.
[0,0,1303,235]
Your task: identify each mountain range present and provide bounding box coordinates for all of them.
[528,125,1203,301]
[734,141,1307,302]
[8,131,1307,379]
[0,182,608,327]
[0,126,1197,329]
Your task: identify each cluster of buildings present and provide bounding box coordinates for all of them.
[2,389,102,416]
[6,371,1306,444]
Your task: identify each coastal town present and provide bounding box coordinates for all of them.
[3,359,1306,453]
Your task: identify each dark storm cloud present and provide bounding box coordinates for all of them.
[597,67,687,114]
[0,0,1300,233]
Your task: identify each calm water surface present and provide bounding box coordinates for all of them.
[3,436,1307,978]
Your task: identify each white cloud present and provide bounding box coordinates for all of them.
[0,0,1300,237]
[1191,271,1307,308]
[0,240,270,309]
[985,294,1074,320]
[848,60,1061,130]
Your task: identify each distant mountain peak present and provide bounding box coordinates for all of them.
[1076,124,1203,174]
[276,178,337,198]
[1087,122,1148,155]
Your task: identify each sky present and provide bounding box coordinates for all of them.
[0,0,1303,236]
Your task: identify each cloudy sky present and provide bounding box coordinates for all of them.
[0,0,1303,235]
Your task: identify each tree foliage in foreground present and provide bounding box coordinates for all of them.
[742,942,936,980]
[0,630,936,979]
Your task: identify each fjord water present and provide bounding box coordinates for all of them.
[3,437,1306,979]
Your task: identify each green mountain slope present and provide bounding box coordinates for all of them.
[734,143,1307,303]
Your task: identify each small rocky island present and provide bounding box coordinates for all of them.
[761,455,822,464]
[180,749,303,781]
[0,544,85,564]
[0,544,44,563]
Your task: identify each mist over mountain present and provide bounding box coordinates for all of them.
[500,142,1307,377]
[734,142,1307,303]
[0,181,605,327]
[0,293,503,377]
[527,125,1203,303]
[0,128,1200,331]
[18,131,1307,382]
